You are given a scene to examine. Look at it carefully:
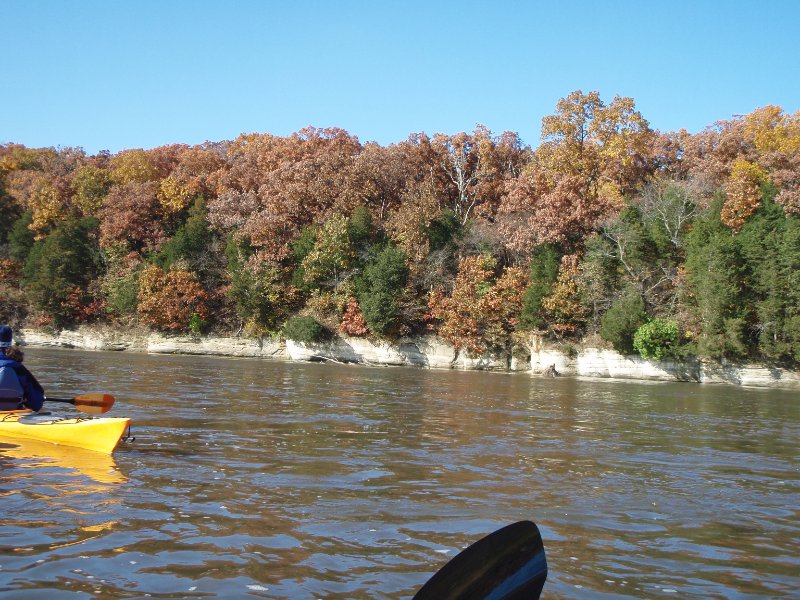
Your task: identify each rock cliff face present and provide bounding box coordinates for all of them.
[20,328,285,358]
[18,327,800,389]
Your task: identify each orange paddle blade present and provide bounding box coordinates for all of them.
[71,393,116,414]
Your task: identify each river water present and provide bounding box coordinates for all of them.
[0,347,798,599]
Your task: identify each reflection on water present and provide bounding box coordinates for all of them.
[1,439,126,485]
[0,347,798,598]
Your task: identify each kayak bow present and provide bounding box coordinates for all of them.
[0,410,131,454]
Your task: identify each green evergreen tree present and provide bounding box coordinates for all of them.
[290,225,319,292]
[8,211,35,263]
[154,196,212,272]
[23,217,103,326]
[780,218,800,361]
[519,244,560,329]
[0,190,23,247]
[426,209,461,251]
[683,199,749,359]
[348,205,373,252]
[355,244,408,336]
[737,185,800,363]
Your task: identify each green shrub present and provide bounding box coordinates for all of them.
[633,318,680,361]
[600,290,647,354]
[189,312,207,335]
[283,316,328,343]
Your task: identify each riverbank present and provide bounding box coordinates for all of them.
[18,326,800,389]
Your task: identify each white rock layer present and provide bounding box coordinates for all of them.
[18,327,800,389]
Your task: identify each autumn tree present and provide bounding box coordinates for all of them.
[429,254,527,355]
[71,164,112,216]
[158,145,225,217]
[540,254,589,336]
[431,126,526,225]
[136,264,209,332]
[349,140,429,222]
[110,149,159,185]
[498,90,655,256]
[209,128,362,263]
[5,170,65,235]
[679,106,800,217]
[720,159,768,231]
[99,181,165,255]
[339,297,369,336]
[742,106,800,215]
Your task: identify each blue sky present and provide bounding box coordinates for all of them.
[3,0,799,154]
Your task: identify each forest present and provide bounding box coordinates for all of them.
[1,91,799,366]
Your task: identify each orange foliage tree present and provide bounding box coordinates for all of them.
[541,254,589,335]
[137,264,209,332]
[720,159,768,231]
[428,255,528,355]
[431,126,527,225]
[498,90,655,256]
[210,127,362,263]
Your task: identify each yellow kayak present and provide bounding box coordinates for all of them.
[0,410,131,454]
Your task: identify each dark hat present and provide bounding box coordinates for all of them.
[0,325,12,347]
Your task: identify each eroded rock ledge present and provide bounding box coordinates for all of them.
[18,327,800,389]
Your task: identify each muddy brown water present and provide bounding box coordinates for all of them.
[0,347,798,598]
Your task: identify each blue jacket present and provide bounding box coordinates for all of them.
[0,357,45,412]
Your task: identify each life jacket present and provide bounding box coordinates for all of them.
[0,363,24,410]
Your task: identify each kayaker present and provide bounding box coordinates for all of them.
[0,325,45,412]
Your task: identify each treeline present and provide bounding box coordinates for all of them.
[1,91,799,366]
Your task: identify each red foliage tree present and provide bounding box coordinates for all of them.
[339,297,369,336]
[209,127,362,262]
[99,181,165,254]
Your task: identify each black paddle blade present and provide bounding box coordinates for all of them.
[413,520,547,600]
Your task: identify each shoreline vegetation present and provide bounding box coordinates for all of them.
[20,326,800,389]
[2,92,800,379]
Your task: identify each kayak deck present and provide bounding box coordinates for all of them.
[0,410,131,454]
